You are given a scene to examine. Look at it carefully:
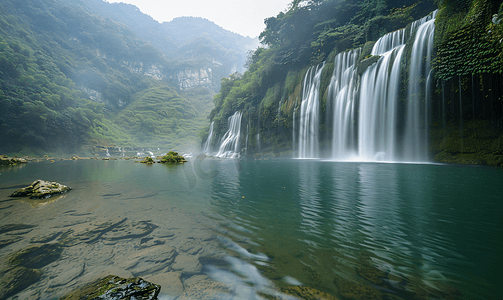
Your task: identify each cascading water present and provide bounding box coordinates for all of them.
[202,122,214,154]
[298,64,325,158]
[358,44,405,161]
[216,111,243,158]
[329,49,360,160]
[323,10,437,162]
[403,11,437,161]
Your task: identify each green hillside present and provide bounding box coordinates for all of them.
[0,0,216,156]
[205,0,503,165]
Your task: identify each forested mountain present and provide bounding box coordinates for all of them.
[1,0,243,155]
[61,0,258,89]
[205,0,503,166]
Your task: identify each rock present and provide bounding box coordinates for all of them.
[0,236,23,249]
[179,239,203,255]
[0,223,37,234]
[281,286,339,300]
[0,267,42,299]
[102,220,158,241]
[335,276,382,300]
[47,261,86,288]
[30,231,62,243]
[58,218,128,246]
[10,180,71,199]
[177,278,233,300]
[183,274,209,286]
[140,156,155,164]
[0,157,28,165]
[118,245,177,276]
[8,244,63,269]
[172,254,202,274]
[60,275,160,300]
[143,272,183,298]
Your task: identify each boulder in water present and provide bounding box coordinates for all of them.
[10,180,71,199]
[60,275,161,300]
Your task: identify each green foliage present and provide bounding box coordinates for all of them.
[160,151,186,164]
[140,156,154,164]
[208,0,436,152]
[0,0,216,154]
[434,0,503,79]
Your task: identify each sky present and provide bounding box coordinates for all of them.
[106,0,293,38]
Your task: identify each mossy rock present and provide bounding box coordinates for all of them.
[8,244,62,269]
[335,276,382,300]
[61,275,160,300]
[281,286,338,300]
[160,151,187,164]
[0,157,28,165]
[140,156,155,164]
[0,267,42,299]
[356,55,381,76]
[356,264,387,286]
[10,180,71,199]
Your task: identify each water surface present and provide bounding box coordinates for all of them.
[0,159,502,299]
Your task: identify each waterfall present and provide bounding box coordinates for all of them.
[403,11,436,161]
[202,122,214,154]
[371,12,436,55]
[324,10,437,162]
[358,45,406,161]
[329,49,360,160]
[298,64,325,158]
[216,111,243,158]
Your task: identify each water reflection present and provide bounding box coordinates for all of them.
[209,159,503,299]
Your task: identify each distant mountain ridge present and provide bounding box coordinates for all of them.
[0,0,230,154]
[63,0,258,78]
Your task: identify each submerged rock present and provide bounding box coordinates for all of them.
[60,275,161,300]
[0,224,37,234]
[0,267,42,299]
[10,180,71,199]
[281,286,339,300]
[335,276,382,300]
[8,244,63,269]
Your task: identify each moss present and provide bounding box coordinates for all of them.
[61,275,161,300]
[356,55,381,76]
[140,156,155,164]
[335,276,382,300]
[281,286,338,300]
[160,151,186,164]
[430,120,503,167]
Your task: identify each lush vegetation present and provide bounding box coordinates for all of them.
[430,0,503,165]
[64,0,258,91]
[207,0,437,154]
[0,0,228,156]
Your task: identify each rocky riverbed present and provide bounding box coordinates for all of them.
[0,170,231,299]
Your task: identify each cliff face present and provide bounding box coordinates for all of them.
[176,68,214,90]
[205,0,503,166]
[430,0,503,166]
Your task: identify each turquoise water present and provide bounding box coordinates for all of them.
[206,159,503,299]
[1,159,502,299]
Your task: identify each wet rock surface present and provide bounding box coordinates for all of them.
[60,275,160,300]
[10,180,71,199]
[0,267,42,299]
